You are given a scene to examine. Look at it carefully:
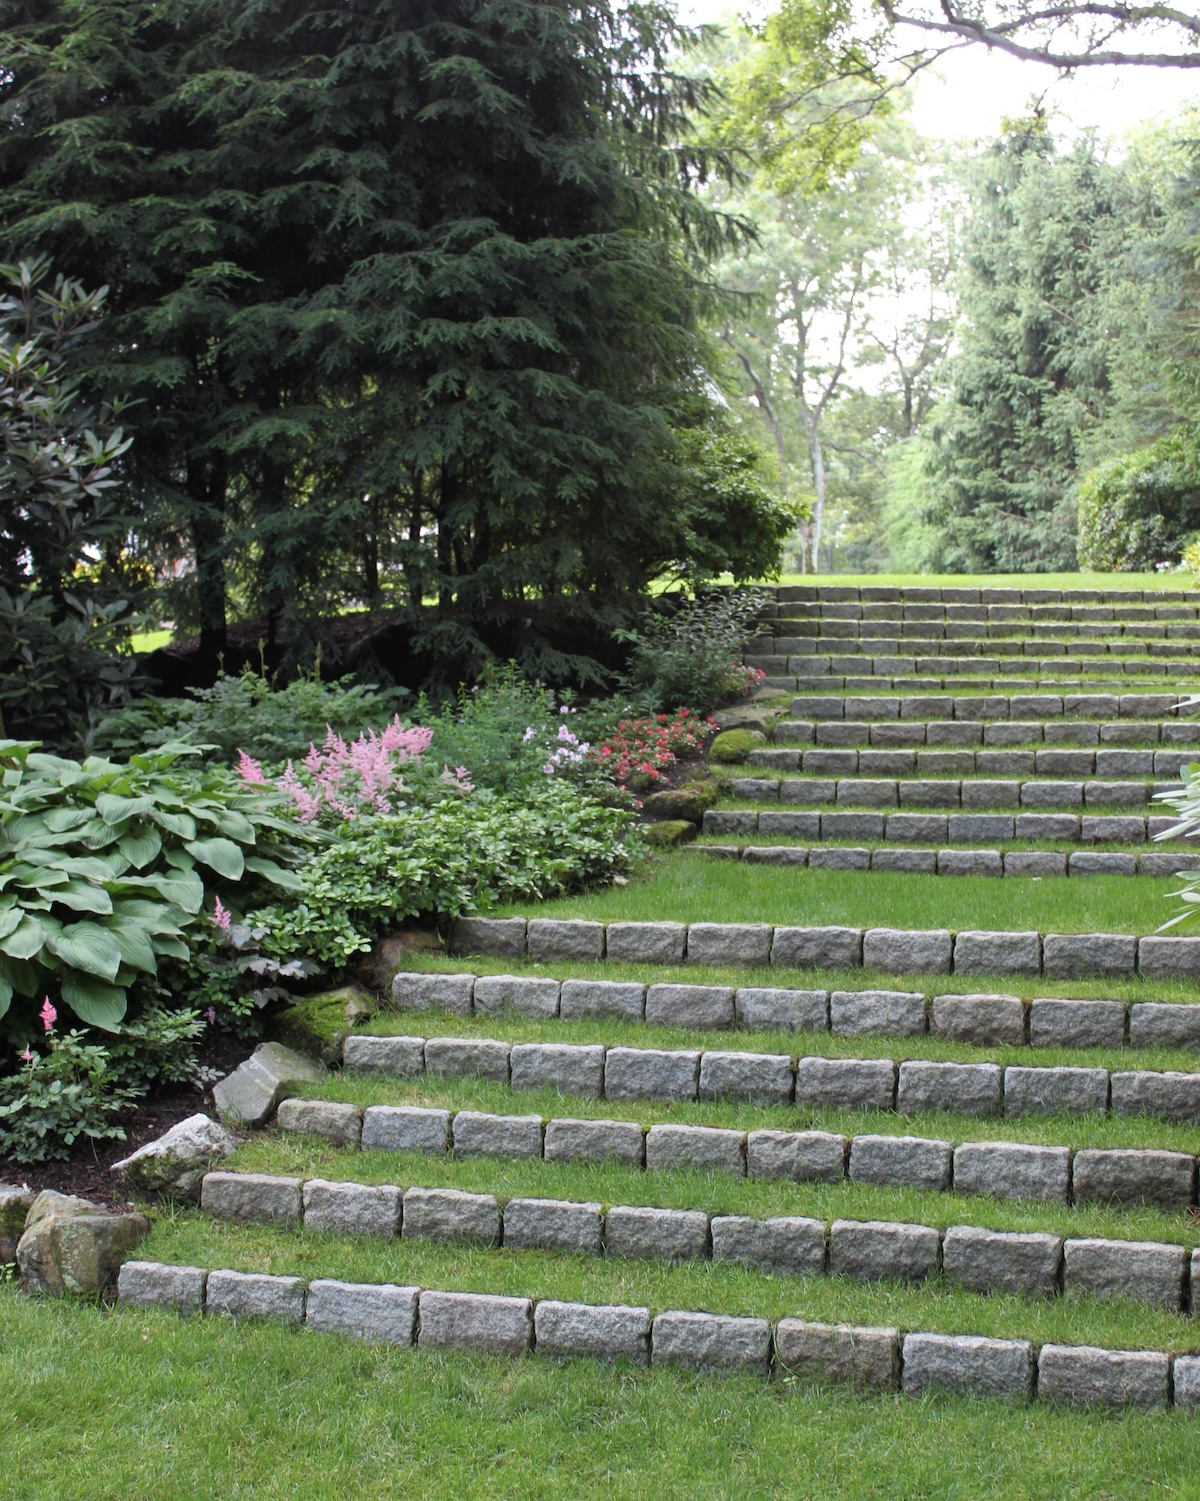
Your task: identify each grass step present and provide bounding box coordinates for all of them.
[746,748,1195,776]
[772,721,1196,747]
[752,641,1200,663]
[693,844,1195,880]
[194,1164,1199,1313]
[787,691,1184,719]
[703,806,1184,847]
[720,775,1177,809]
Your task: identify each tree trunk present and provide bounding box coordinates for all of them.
[808,426,827,575]
[188,455,228,675]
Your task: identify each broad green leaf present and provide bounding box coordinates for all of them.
[106,916,158,974]
[0,952,39,995]
[184,837,244,880]
[1,914,46,960]
[118,827,162,869]
[111,898,187,936]
[0,975,11,1019]
[244,855,304,892]
[205,808,256,843]
[61,974,126,1031]
[149,808,196,840]
[96,791,157,825]
[130,871,205,914]
[52,880,113,916]
[46,922,122,981]
[151,934,191,961]
[0,907,23,941]
[44,806,95,834]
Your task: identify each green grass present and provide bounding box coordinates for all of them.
[771,572,1194,592]
[129,628,173,653]
[6,1290,1199,1501]
[494,853,1188,935]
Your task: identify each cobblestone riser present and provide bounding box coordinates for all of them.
[449,916,1200,981]
[695,844,1197,879]
[388,971,1200,1049]
[705,808,1185,848]
[751,643,1200,669]
[773,719,1193,747]
[749,747,1195,777]
[783,671,1197,690]
[774,655,1198,677]
[349,1019,1200,1122]
[267,1096,1200,1208]
[723,776,1178,809]
[757,620,1200,640]
[788,694,1183,720]
[116,1259,1200,1409]
[765,585,1200,606]
[195,1167,1200,1313]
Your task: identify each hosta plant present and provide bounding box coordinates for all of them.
[0,740,315,1037]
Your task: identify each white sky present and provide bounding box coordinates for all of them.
[675,2,1200,142]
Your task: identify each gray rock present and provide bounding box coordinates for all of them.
[758,811,822,838]
[794,1056,896,1110]
[117,1260,207,1314]
[418,1291,533,1356]
[200,1171,302,1229]
[831,989,926,1037]
[534,1300,651,1365]
[938,850,1004,877]
[1068,851,1138,876]
[604,1047,699,1102]
[558,979,645,1024]
[809,847,870,871]
[773,1320,900,1392]
[1083,781,1147,808]
[896,1061,1002,1117]
[710,1215,826,1277]
[1136,937,1200,981]
[941,1225,1062,1298]
[862,928,952,974]
[1172,1355,1200,1412]
[888,814,949,841]
[898,780,960,809]
[1003,1066,1109,1117]
[401,1187,500,1245]
[1042,934,1138,979]
[1139,853,1200,876]
[645,1124,746,1176]
[1129,1002,1200,1049]
[1028,997,1125,1047]
[391,972,475,1016]
[527,918,604,962]
[1110,1070,1200,1123]
[1081,815,1146,844]
[509,1043,606,1099]
[651,1311,772,1375]
[449,917,527,958]
[1063,1237,1187,1311]
[212,1041,327,1129]
[698,1050,794,1104]
[1005,852,1068,878]
[770,926,863,970]
[604,1205,709,1262]
[741,846,809,868]
[931,993,1026,1046]
[960,781,1021,811]
[503,1197,603,1256]
[902,1334,1035,1404]
[1072,1149,1196,1207]
[361,1105,451,1156]
[951,930,1041,977]
[17,1195,149,1298]
[111,1113,237,1201]
[342,1034,426,1075]
[543,1118,645,1167]
[423,1036,511,1083]
[703,810,760,836]
[952,1142,1071,1202]
[302,1179,402,1239]
[1037,1344,1170,1410]
[946,816,1014,843]
[746,1129,847,1184]
[205,1270,305,1323]
[452,1111,544,1160]
[605,922,687,964]
[686,922,773,967]
[829,1219,940,1283]
[734,987,827,1033]
[848,1134,952,1192]
[1021,781,1083,808]
[645,984,735,1030]
[473,975,561,1019]
[871,850,938,874]
[1015,814,1080,840]
[0,1184,35,1264]
[275,1098,362,1146]
[305,1279,418,1345]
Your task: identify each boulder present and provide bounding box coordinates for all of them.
[0,1184,35,1264]
[212,1041,327,1128]
[111,1113,237,1201]
[17,1190,149,1297]
[356,929,445,991]
[643,820,698,848]
[642,783,720,823]
[709,729,767,764]
[274,985,376,1065]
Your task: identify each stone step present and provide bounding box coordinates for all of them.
[722,775,1178,810]
[762,655,1200,677]
[338,1021,1200,1122]
[448,916,1200,982]
[693,844,1198,880]
[788,692,1184,722]
[774,675,1199,694]
[754,631,1200,652]
[773,717,1195,747]
[117,1258,1197,1408]
[764,584,1200,606]
[706,807,1185,847]
[194,1170,1198,1312]
[759,614,1200,634]
[747,747,1196,778]
[387,969,1200,1051]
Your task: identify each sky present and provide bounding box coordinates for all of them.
[674,2,1200,143]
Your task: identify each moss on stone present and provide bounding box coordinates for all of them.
[641,782,720,822]
[708,728,767,764]
[273,986,376,1066]
[642,819,698,848]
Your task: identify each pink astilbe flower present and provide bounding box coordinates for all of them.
[210,897,232,932]
[20,1047,33,1063]
[39,998,56,1032]
[205,1007,217,1025]
[235,749,266,784]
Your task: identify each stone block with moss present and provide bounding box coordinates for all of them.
[273,986,376,1066]
[643,820,698,848]
[641,782,720,822]
[709,728,767,765]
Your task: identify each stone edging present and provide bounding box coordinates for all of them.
[351,1018,1200,1125]
[718,774,1179,810]
[116,1259,1199,1410]
[198,1168,1200,1313]
[693,845,1197,879]
[273,1096,1200,1209]
[447,918,1200,981]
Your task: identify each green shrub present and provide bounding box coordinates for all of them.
[0,739,315,1037]
[93,666,404,766]
[1077,438,1200,570]
[0,1023,135,1163]
[618,590,767,714]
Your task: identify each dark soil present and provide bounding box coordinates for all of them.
[0,1030,247,1210]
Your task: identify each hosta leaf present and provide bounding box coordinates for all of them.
[96,791,157,825]
[117,827,162,869]
[244,855,304,892]
[0,907,23,941]
[0,976,11,1020]
[60,974,126,1031]
[44,806,95,834]
[204,808,256,843]
[149,808,196,840]
[52,880,113,916]
[184,837,244,880]
[46,922,122,981]
[151,934,190,961]
[130,870,205,914]
[1,914,46,960]
[0,952,39,995]
[106,917,158,974]
[111,898,187,936]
